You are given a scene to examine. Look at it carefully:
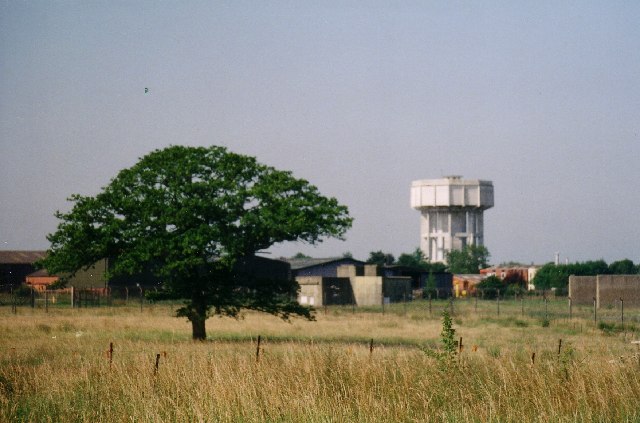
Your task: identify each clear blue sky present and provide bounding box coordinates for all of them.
[1,1,639,265]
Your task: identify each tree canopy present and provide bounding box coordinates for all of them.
[532,258,640,291]
[42,145,353,339]
[366,250,395,266]
[445,245,490,274]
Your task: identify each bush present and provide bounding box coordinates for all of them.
[477,276,504,299]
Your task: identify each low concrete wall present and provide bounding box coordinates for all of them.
[568,276,597,305]
[352,276,383,306]
[297,276,322,306]
[597,275,640,308]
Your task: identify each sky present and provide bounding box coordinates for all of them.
[1,1,639,265]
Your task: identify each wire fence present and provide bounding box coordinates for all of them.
[1,284,639,330]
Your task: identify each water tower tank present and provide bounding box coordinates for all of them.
[410,176,494,263]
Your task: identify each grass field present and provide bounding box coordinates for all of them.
[2,299,640,422]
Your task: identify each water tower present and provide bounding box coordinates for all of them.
[410,176,494,263]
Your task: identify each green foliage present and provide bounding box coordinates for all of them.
[41,145,353,339]
[533,259,629,291]
[396,247,446,272]
[423,309,457,367]
[446,245,490,274]
[366,250,395,266]
[292,252,311,259]
[476,275,503,299]
[609,259,638,275]
[598,321,625,335]
[422,271,437,298]
[13,285,33,298]
[505,283,525,297]
[440,309,457,358]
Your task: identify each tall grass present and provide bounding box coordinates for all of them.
[1,301,640,422]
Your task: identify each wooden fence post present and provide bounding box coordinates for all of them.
[109,342,114,369]
[593,297,597,325]
[369,338,374,358]
[558,339,562,358]
[256,335,262,363]
[620,297,624,333]
[154,353,161,375]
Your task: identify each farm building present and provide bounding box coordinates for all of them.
[0,250,46,287]
[452,274,486,297]
[297,263,412,307]
[284,256,366,278]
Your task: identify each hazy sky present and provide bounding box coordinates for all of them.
[1,1,639,265]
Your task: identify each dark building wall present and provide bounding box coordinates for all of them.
[382,277,413,302]
[321,277,354,305]
[419,272,453,297]
[0,263,38,287]
[0,251,47,287]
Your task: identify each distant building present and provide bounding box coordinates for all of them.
[452,274,486,297]
[297,263,412,307]
[0,251,46,287]
[480,266,540,291]
[25,269,59,291]
[283,257,366,278]
[411,176,494,263]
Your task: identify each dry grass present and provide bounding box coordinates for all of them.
[1,301,640,422]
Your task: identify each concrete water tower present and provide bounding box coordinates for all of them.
[410,176,494,263]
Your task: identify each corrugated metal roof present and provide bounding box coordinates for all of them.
[281,257,365,270]
[0,250,46,264]
[26,269,54,278]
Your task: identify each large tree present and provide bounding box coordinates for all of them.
[42,145,353,339]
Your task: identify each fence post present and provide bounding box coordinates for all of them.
[593,297,597,325]
[31,287,35,308]
[70,286,74,309]
[369,338,374,358]
[11,286,16,314]
[568,297,572,320]
[558,339,562,358]
[155,353,161,375]
[544,296,548,321]
[620,297,624,332]
[138,286,143,312]
[256,335,262,363]
[109,342,114,369]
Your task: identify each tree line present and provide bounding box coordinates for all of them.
[366,245,491,274]
[532,259,640,292]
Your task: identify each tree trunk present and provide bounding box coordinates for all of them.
[191,317,206,340]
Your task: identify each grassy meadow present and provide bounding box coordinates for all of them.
[1,298,640,422]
